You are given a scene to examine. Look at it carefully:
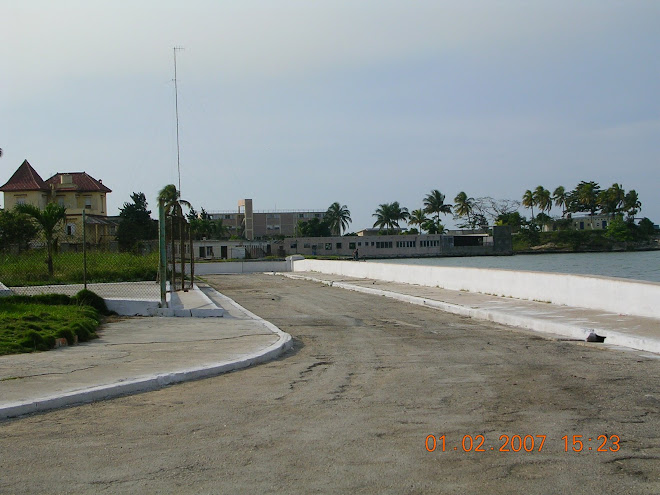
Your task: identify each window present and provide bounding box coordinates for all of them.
[336,243,342,249]
[66,223,76,236]
[358,242,361,247]
[85,197,92,209]
[349,242,356,249]
[290,243,297,249]
[304,243,311,248]
[225,215,231,220]
[325,243,332,250]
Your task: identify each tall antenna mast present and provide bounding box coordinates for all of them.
[173,46,184,194]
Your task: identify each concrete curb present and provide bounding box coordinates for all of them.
[279,273,660,355]
[0,287,292,421]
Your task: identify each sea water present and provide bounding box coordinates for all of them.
[369,250,660,283]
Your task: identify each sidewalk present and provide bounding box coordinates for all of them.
[0,283,292,420]
[282,271,660,356]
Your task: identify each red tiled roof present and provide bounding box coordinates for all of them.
[45,172,112,193]
[0,160,49,192]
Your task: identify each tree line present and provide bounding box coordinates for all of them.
[521,182,641,226]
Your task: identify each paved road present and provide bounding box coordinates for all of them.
[1,274,659,494]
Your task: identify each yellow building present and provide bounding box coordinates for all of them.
[0,160,116,245]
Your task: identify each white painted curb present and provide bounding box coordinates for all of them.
[0,287,292,421]
[279,273,660,355]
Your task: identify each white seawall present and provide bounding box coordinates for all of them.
[292,259,660,319]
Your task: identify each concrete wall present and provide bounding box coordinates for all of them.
[194,261,288,275]
[292,259,660,319]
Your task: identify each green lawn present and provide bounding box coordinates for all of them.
[0,294,102,355]
[0,250,158,286]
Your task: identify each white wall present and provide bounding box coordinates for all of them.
[292,259,660,319]
[194,261,288,275]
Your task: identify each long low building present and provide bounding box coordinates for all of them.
[192,227,512,260]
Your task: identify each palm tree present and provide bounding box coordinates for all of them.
[599,183,625,218]
[15,202,67,277]
[373,202,409,233]
[423,218,446,234]
[325,202,352,236]
[623,190,641,221]
[423,190,452,224]
[552,186,567,218]
[158,184,191,217]
[522,189,535,222]
[453,191,475,228]
[408,209,429,234]
[534,186,552,220]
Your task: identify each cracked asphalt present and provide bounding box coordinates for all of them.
[1,273,659,494]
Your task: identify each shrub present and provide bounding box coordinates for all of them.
[73,289,109,315]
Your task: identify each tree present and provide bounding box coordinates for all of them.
[373,202,409,233]
[574,181,601,217]
[325,202,352,236]
[15,203,67,276]
[606,215,634,241]
[552,186,568,218]
[297,217,332,237]
[190,208,229,240]
[453,191,475,228]
[422,218,446,234]
[599,183,625,218]
[534,186,552,218]
[0,209,38,252]
[522,190,535,222]
[623,190,641,221]
[472,197,520,225]
[116,192,158,252]
[158,184,191,217]
[409,209,429,234]
[496,212,525,232]
[423,190,452,224]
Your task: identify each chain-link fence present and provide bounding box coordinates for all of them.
[1,215,159,300]
[1,206,199,304]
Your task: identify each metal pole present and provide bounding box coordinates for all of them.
[158,201,167,308]
[189,222,195,291]
[170,216,176,292]
[180,215,185,291]
[173,47,183,194]
[82,209,87,290]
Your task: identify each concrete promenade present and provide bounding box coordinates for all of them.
[281,271,660,356]
[0,283,292,420]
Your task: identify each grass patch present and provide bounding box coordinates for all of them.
[0,250,158,286]
[0,291,103,355]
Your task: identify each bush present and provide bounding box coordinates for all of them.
[73,289,109,315]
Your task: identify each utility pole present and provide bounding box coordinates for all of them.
[173,47,184,195]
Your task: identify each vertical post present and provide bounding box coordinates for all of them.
[170,216,176,292]
[189,222,195,290]
[180,215,185,291]
[82,209,87,290]
[158,201,167,308]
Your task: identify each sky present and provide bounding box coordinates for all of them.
[2,0,659,230]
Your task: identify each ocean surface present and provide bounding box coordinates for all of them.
[369,250,660,283]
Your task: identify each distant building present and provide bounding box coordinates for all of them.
[0,159,117,245]
[192,227,513,260]
[208,199,326,240]
[543,214,612,232]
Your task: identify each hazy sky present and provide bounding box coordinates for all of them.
[2,0,659,230]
